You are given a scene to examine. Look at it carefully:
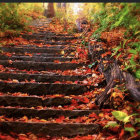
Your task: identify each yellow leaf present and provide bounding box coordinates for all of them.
[61,50,65,55]
[12,79,19,83]
[99,113,104,117]
[40,119,47,122]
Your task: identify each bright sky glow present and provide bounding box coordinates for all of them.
[72,3,82,15]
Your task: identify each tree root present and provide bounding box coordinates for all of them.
[88,44,140,108]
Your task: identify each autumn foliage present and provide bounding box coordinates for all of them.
[0,2,139,140]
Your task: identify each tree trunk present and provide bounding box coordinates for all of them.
[47,3,55,18]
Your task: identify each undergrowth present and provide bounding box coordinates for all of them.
[0,3,44,37]
[91,3,140,78]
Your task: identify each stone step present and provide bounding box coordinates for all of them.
[44,36,78,41]
[0,82,93,95]
[0,107,99,119]
[0,55,77,62]
[34,40,71,45]
[0,60,84,71]
[32,32,73,37]
[1,47,64,54]
[23,32,73,38]
[4,53,74,57]
[45,36,78,41]
[0,73,87,82]
[0,122,100,137]
[0,95,71,107]
[33,53,74,57]
[45,41,70,45]
[12,45,67,49]
[22,34,78,41]
[36,35,74,39]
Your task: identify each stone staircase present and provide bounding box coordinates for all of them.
[0,19,102,137]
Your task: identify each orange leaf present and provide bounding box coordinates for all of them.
[119,129,124,139]
[12,79,19,83]
[8,60,13,64]
[18,134,28,140]
[54,60,60,63]
[101,51,112,58]
[71,60,77,63]
[54,81,61,84]
[106,136,116,140]
[20,116,28,122]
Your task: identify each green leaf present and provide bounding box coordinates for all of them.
[135,118,140,123]
[88,61,97,68]
[129,49,137,55]
[112,111,128,122]
[111,46,121,57]
[116,52,121,59]
[134,30,140,36]
[123,40,127,48]
[129,56,136,66]
[135,70,140,79]
[124,127,135,132]
[88,65,92,69]
[112,111,138,123]
[82,40,85,45]
[123,113,138,124]
[103,121,119,129]
[123,116,132,123]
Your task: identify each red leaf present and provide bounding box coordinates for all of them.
[71,99,78,105]
[102,109,113,112]
[81,97,89,103]
[86,68,92,74]
[89,112,99,119]
[55,116,65,123]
